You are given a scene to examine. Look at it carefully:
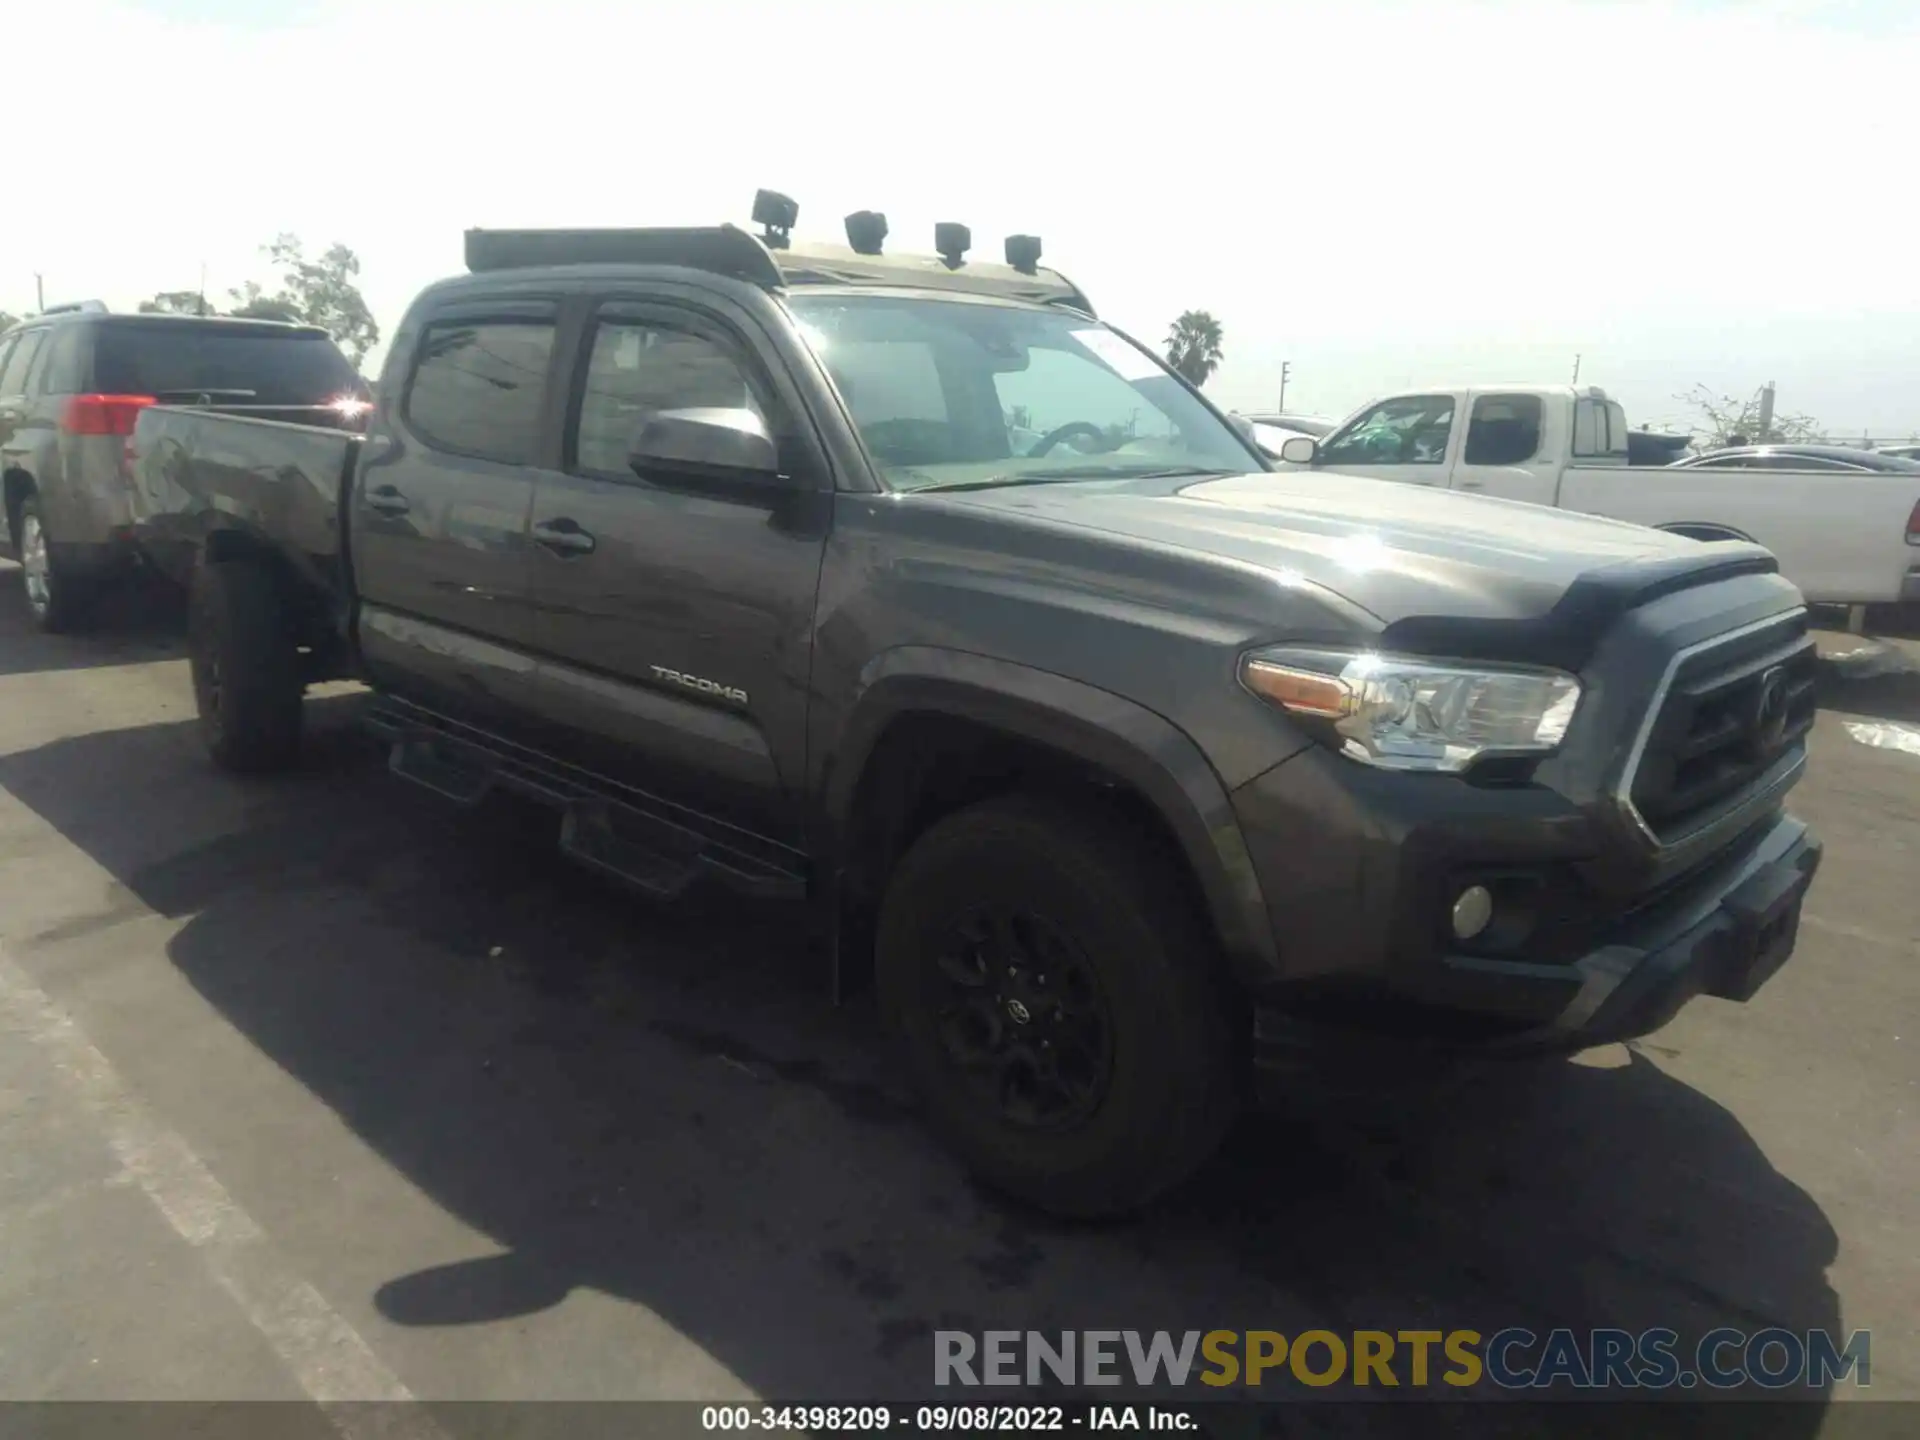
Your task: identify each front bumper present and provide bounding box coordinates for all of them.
[1230,743,1822,1074]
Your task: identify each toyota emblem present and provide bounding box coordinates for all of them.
[1753,666,1791,755]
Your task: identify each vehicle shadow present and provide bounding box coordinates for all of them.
[1816,641,1920,726]
[0,563,187,676]
[0,704,1842,1433]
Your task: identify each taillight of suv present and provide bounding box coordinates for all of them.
[60,394,157,436]
[1907,498,1920,546]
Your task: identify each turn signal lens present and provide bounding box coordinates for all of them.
[1242,661,1351,717]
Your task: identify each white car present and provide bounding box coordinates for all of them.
[1275,384,1920,607]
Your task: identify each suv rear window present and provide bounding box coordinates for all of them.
[91,322,362,405]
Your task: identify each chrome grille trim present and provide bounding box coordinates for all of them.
[1613,608,1813,850]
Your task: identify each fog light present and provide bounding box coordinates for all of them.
[1451,885,1494,941]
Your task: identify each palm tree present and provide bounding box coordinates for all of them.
[1165,310,1225,387]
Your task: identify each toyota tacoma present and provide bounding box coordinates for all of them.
[124,196,1824,1217]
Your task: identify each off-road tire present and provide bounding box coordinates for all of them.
[875,794,1238,1217]
[188,557,303,772]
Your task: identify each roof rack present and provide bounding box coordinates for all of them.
[464,220,1095,316]
[465,225,783,287]
[39,300,109,316]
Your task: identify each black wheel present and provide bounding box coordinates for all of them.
[188,557,303,772]
[15,494,94,634]
[876,795,1237,1217]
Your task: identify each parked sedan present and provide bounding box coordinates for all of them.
[1672,444,1920,474]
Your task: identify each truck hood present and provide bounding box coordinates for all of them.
[927,470,1756,627]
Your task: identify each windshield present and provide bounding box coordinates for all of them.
[785,294,1262,491]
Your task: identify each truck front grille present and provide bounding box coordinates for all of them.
[1624,610,1816,846]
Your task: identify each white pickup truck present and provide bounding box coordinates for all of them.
[1275,384,1920,608]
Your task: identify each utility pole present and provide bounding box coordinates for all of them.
[1571,354,1582,384]
[1757,382,1777,444]
[199,262,209,318]
[34,273,45,312]
[1278,360,1291,413]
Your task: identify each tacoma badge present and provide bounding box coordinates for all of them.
[650,666,749,706]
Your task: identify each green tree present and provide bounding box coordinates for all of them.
[226,283,303,324]
[139,290,212,316]
[1165,310,1225,388]
[229,234,380,363]
[1676,383,1825,448]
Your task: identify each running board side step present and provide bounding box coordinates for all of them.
[372,701,806,904]
[559,802,702,900]
[389,736,493,805]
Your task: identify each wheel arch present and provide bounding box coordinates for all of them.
[820,647,1280,994]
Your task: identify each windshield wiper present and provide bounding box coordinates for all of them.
[907,475,1053,494]
[910,465,1236,495]
[1093,465,1238,480]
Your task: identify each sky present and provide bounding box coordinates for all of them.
[5,0,1918,437]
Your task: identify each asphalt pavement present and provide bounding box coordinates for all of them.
[0,565,1914,1434]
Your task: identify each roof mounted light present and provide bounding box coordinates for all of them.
[934,222,971,269]
[1004,235,1042,274]
[752,188,798,250]
[845,210,888,256]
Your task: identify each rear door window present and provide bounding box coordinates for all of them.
[0,331,47,395]
[36,327,86,395]
[1463,394,1543,465]
[91,323,362,404]
[405,317,557,466]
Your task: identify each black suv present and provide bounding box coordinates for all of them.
[0,304,366,630]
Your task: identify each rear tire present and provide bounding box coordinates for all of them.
[875,794,1237,1218]
[189,557,303,772]
[16,495,94,634]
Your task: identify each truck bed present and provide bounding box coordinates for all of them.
[1558,462,1920,606]
[128,405,360,605]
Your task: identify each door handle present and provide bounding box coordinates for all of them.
[365,484,410,516]
[1457,479,1485,490]
[532,517,596,556]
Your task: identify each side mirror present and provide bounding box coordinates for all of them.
[1279,436,1318,465]
[628,407,784,486]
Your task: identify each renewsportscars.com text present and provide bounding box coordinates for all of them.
[935,1328,1872,1391]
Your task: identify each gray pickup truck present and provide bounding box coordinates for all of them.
[126,207,1824,1216]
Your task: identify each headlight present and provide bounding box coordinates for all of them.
[1241,647,1581,773]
